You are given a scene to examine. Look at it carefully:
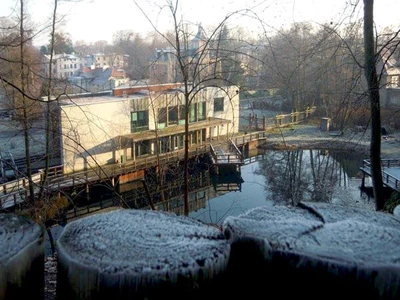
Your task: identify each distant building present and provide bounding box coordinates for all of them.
[43,52,129,80]
[149,25,221,84]
[69,66,129,93]
[379,52,400,107]
[49,83,239,173]
[43,53,81,79]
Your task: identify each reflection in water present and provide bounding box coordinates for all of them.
[118,155,244,217]
[191,149,374,224]
[257,150,337,205]
[256,149,373,207]
[67,149,373,224]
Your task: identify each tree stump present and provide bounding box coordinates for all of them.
[223,202,400,299]
[56,209,230,299]
[0,213,45,299]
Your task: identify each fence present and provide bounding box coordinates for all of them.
[243,106,316,132]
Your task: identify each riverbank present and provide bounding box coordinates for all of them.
[261,122,400,159]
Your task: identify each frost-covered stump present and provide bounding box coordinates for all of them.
[223,202,400,299]
[56,209,230,300]
[0,213,45,299]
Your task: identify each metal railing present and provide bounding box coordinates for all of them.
[361,159,400,191]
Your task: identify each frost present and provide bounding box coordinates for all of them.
[223,201,400,298]
[0,213,44,299]
[57,209,230,297]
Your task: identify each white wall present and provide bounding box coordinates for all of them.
[60,99,131,173]
[59,86,240,173]
[207,86,240,137]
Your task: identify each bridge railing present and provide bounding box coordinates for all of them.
[228,139,244,164]
[361,159,400,191]
[382,171,400,190]
[231,132,268,147]
[0,144,211,210]
[363,159,400,169]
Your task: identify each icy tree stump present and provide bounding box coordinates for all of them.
[56,209,230,299]
[223,202,400,299]
[0,213,45,299]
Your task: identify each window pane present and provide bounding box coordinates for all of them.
[214,97,224,112]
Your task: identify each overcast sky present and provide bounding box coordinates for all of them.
[1,0,400,46]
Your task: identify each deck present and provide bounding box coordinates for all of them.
[210,139,244,166]
[0,131,267,211]
[359,159,400,192]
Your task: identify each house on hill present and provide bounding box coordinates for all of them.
[149,25,221,84]
[379,52,400,107]
[69,66,129,93]
[49,83,239,174]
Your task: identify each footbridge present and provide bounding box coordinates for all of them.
[210,139,244,175]
[360,159,400,192]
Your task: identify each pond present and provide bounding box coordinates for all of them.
[189,149,375,224]
[66,148,376,225]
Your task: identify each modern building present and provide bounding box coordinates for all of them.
[52,83,240,174]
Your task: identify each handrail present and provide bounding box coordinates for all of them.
[1,135,260,209]
[228,139,244,164]
[361,158,400,191]
[0,144,211,209]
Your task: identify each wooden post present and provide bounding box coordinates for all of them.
[361,173,366,196]
[249,113,252,129]
[86,183,90,213]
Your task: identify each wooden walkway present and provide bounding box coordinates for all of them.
[210,139,244,166]
[0,131,268,211]
[0,145,210,210]
[360,159,400,192]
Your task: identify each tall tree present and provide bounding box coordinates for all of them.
[363,0,385,210]
[134,0,240,215]
[51,31,74,54]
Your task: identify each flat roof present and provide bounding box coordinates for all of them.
[58,93,146,106]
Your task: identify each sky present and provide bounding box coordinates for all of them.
[1,0,400,46]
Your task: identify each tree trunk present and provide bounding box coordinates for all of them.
[19,0,35,203]
[363,0,385,210]
[183,91,190,216]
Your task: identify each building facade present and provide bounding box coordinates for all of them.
[43,53,129,80]
[379,52,400,107]
[149,25,221,85]
[57,83,239,173]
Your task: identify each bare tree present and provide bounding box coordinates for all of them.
[134,0,242,215]
[363,0,385,210]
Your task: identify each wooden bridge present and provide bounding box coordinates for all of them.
[209,139,244,175]
[359,159,400,192]
[0,131,268,211]
[210,139,244,165]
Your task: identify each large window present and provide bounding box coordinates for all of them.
[179,105,186,125]
[158,107,167,128]
[131,111,148,132]
[190,103,197,122]
[168,106,179,125]
[198,102,206,121]
[214,97,224,112]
